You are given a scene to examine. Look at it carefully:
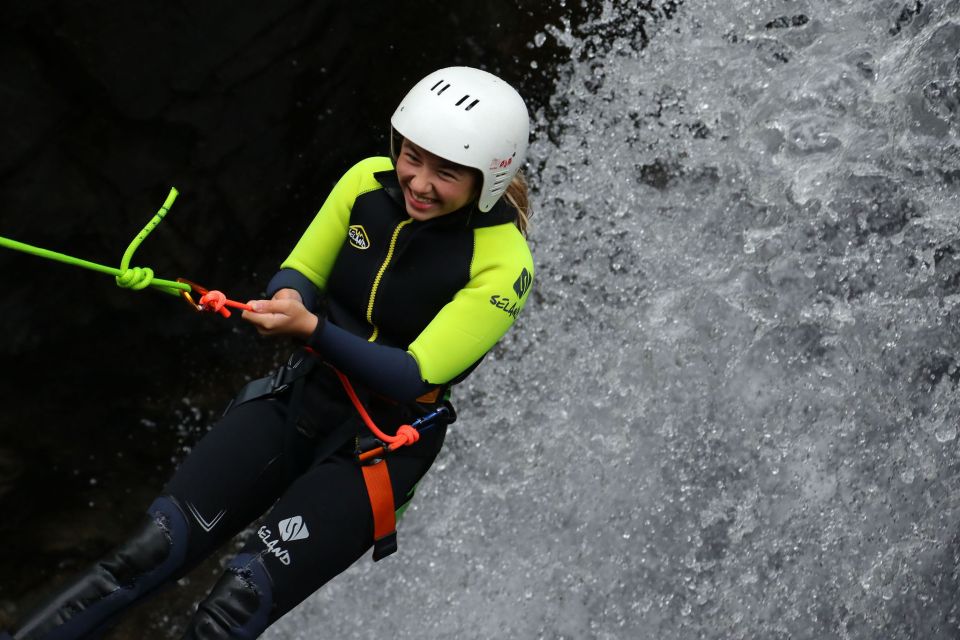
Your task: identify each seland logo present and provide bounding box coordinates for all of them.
[349,225,370,250]
[258,515,310,566]
[279,515,310,542]
[513,268,532,298]
[490,268,532,319]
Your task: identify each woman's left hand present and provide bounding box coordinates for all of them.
[241,298,319,340]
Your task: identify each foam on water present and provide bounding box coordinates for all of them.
[268,2,960,638]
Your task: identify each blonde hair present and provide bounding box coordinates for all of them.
[503,171,531,237]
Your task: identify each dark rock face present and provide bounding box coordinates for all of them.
[0,1,564,635]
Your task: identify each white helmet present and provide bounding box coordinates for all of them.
[391,66,530,212]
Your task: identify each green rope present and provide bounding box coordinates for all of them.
[0,187,190,296]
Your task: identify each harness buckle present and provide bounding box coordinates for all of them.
[372,531,398,561]
[356,437,389,466]
[270,350,311,394]
[221,350,315,417]
[271,367,289,394]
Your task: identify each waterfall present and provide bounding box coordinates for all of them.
[270,2,960,638]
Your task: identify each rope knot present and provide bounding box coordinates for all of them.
[394,424,420,447]
[115,266,155,290]
[198,290,231,317]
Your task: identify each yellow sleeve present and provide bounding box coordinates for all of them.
[280,156,394,290]
[408,223,534,384]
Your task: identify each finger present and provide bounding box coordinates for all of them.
[252,299,289,315]
[241,304,266,322]
[247,300,287,316]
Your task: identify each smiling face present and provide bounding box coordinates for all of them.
[395,139,479,221]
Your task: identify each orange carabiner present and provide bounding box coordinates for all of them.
[176,277,207,311]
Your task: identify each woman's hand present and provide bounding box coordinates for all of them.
[241,289,319,340]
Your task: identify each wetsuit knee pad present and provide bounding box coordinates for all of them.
[182,553,273,640]
[8,496,190,640]
[99,496,190,588]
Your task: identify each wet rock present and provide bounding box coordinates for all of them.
[0,2,564,636]
[0,448,24,500]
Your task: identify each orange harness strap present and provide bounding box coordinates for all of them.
[361,460,398,560]
[332,368,450,561]
[333,368,410,561]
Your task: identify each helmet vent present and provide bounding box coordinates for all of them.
[491,169,511,189]
[455,95,481,111]
[430,80,444,91]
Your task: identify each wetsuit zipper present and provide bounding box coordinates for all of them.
[366,218,412,341]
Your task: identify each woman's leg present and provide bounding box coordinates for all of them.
[6,398,308,640]
[179,437,442,640]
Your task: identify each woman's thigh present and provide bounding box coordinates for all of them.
[247,448,439,621]
[162,398,304,561]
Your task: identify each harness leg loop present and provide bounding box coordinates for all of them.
[361,460,398,561]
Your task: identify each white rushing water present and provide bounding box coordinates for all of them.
[268,2,960,638]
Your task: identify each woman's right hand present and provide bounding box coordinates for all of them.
[241,289,320,340]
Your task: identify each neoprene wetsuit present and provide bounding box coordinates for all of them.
[3,157,533,640]
[274,156,534,399]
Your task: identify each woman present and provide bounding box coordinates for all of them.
[3,66,534,639]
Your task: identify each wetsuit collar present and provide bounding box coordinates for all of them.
[373,169,516,229]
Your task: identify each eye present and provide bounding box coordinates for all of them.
[439,165,467,181]
[404,151,421,165]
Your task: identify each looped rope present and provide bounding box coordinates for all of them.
[0,187,255,320]
[194,289,253,317]
[199,290,227,311]
[333,368,420,453]
[114,188,184,296]
[115,265,156,290]
[0,187,190,298]
[392,424,421,447]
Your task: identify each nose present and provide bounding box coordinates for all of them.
[408,169,433,195]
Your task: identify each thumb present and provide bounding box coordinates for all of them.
[248,299,275,313]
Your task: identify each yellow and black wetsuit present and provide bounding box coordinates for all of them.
[1,157,534,640]
[267,156,534,400]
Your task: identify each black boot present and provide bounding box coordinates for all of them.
[6,496,189,640]
[180,553,274,640]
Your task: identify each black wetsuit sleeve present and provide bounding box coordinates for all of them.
[306,321,436,402]
[266,269,321,312]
